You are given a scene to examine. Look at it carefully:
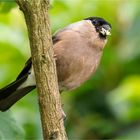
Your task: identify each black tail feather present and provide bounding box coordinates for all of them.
[0,74,35,111]
[0,86,35,111]
[0,58,35,111]
[0,75,28,100]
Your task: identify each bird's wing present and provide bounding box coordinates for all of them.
[0,75,29,100]
[0,86,35,111]
[16,35,60,81]
[16,58,32,80]
[0,29,71,111]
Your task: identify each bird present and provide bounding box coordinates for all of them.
[0,17,112,111]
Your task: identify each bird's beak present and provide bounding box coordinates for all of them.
[99,24,111,36]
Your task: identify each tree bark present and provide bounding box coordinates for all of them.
[15,0,68,140]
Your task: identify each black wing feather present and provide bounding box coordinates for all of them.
[0,58,32,101]
[0,86,35,111]
[16,58,32,80]
[0,75,28,100]
[16,35,58,80]
[0,35,60,111]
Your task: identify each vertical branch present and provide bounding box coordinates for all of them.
[15,0,68,139]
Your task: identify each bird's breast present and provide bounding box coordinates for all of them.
[57,45,103,91]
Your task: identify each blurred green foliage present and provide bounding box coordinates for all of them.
[0,0,140,139]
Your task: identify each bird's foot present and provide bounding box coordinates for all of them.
[53,54,57,61]
[61,104,66,121]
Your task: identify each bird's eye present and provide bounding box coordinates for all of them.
[92,20,102,27]
[92,20,98,25]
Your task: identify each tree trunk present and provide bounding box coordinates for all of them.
[15,0,68,140]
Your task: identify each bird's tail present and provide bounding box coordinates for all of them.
[0,76,35,111]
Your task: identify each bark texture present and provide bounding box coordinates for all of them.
[15,0,68,140]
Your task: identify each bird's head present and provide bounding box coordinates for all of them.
[85,17,112,39]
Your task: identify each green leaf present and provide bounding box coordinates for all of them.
[0,2,16,13]
[0,111,25,140]
[108,76,140,123]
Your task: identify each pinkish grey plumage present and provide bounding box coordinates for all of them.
[0,17,111,111]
